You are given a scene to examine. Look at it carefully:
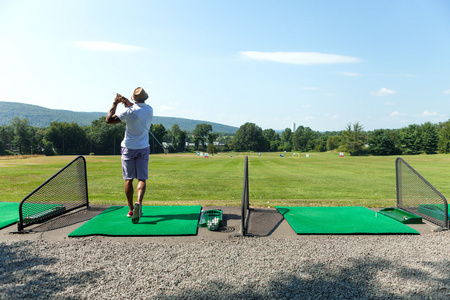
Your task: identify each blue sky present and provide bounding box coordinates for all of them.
[1,0,449,132]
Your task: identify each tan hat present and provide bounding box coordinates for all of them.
[131,87,148,102]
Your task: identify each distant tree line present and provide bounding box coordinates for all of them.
[1,116,449,157]
[227,121,447,156]
[1,117,198,156]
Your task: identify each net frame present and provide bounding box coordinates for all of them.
[240,156,250,235]
[17,155,89,232]
[396,157,448,229]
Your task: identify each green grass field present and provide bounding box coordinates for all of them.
[1,152,450,208]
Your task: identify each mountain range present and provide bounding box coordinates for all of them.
[0,101,238,134]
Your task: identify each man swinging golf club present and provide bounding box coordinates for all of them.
[105,87,153,224]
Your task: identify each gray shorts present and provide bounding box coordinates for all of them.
[121,147,150,180]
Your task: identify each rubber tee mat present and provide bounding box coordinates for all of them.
[276,206,419,235]
[0,202,19,229]
[68,205,202,237]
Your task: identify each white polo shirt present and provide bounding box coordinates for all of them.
[116,102,153,150]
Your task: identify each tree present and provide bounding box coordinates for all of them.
[233,122,267,152]
[150,124,167,154]
[44,122,88,155]
[263,129,280,151]
[438,120,450,153]
[400,124,423,155]
[206,143,218,154]
[368,129,401,156]
[222,137,234,152]
[11,117,32,154]
[313,136,327,152]
[0,126,13,154]
[292,126,316,152]
[178,130,187,152]
[327,135,343,151]
[29,127,46,155]
[280,128,293,151]
[207,132,218,145]
[399,123,438,155]
[281,128,292,144]
[193,123,212,151]
[341,122,367,156]
[421,122,438,154]
[169,124,187,152]
[88,117,125,155]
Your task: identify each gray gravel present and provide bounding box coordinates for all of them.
[1,232,450,299]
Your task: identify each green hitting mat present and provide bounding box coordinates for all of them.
[0,202,67,229]
[276,206,420,235]
[68,205,202,237]
[0,202,20,229]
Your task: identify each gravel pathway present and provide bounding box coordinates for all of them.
[1,231,449,299]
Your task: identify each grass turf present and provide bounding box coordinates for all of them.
[68,205,202,237]
[2,153,450,208]
[0,202,19,229]
[276,206,420,235]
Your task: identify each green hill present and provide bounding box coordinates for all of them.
[0,101,238,134]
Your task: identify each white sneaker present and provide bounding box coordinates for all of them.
[132,202,141,224]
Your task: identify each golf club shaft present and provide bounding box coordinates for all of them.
[125,105,167,151]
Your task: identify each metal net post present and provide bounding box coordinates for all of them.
[240,156,249,235]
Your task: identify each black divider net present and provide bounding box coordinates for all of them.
[17,156,89,232]
[396,157,448,229]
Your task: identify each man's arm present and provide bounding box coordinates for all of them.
[105,102,121,124]
[105,94,132,124]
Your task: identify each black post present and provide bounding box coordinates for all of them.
[240,156,249,235]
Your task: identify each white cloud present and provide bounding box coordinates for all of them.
[443,89,450,94]
[371,88,396,97]
[240,51,361,65]
[391,111,407,117]
[303,104,311,109]
[334,71,361,77]
[422,110,437,116]
[71,41,145,52]
[305,116,314,121]
[302,87,319,90]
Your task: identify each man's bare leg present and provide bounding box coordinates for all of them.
[136,180,146,205]
[125,179,134,213]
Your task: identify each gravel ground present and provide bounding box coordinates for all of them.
[1,231,449,299]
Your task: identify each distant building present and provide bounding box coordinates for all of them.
[292,122,296,132]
